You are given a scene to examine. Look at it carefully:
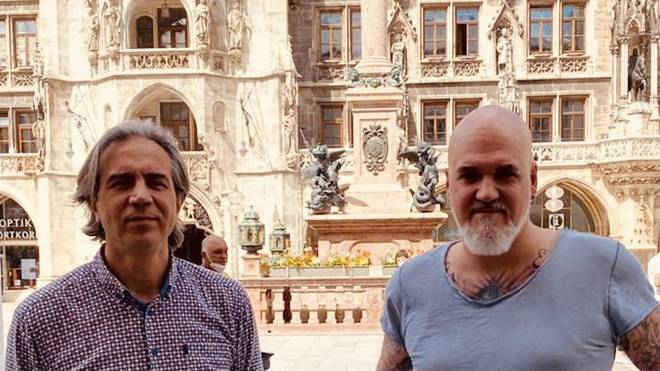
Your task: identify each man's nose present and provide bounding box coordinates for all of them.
[475,177,499,203]
[129,181,152,206]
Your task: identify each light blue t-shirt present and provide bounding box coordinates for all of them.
[381,230,658,371]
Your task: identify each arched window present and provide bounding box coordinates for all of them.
[530,185,595,233]
[158,8,187,48]
[136,16,154,48]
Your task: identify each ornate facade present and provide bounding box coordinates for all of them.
[0,0,658,289]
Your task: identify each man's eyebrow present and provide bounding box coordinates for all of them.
[495,164,520,173]
[456,166,478,173]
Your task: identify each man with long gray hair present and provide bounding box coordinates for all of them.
[6,120,263,370]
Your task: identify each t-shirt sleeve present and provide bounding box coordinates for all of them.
[608,242,659,340]
[381,267,405,346]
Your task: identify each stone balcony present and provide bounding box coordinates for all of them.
[0,154,39,176]
[98,48,227,75]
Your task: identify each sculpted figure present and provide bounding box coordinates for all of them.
[103,0,121,49]
[399,142,445,212]
[496,27,513,74]
[390,33,406,72]
[228,1,250,50]
[195,0,210,46]
[302,145,348,213]
[628,48,647,101]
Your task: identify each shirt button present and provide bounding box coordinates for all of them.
[150,348,160,357]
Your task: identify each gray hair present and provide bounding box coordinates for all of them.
[74,119,190,250]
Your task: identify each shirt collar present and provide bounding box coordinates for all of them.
[92,244,179,301]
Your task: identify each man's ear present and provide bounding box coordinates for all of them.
[176,195,184,211]
[530,162,538,199]
[444,170,450,193]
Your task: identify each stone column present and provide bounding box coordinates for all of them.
[355,0,391,74]
[620,40,629,100]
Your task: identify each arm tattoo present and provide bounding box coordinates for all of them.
[376,334,411,371]
[621,305,660,371]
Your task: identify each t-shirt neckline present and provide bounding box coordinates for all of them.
[441,229,570,306]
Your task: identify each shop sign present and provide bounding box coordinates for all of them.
[548,213,565,230]
[0,218,36,240]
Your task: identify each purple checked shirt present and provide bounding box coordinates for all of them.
[6,249,263,370]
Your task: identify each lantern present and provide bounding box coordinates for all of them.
[238,206,265,254]
[269,217,291,255]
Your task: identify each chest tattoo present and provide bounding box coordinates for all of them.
[447,248,550,301]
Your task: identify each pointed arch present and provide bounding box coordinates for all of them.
[536,178,611,236]
[122,82,197,122]
[487,0,524,40]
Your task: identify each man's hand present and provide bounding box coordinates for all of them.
[376,334,411,371]
[621,305,660,370]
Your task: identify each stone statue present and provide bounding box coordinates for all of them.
[87,14,100,53]
[103,0,121,50]
[302,145,348,213]
[195,0,210,47]
[399,142,445,212]
[496,27,513,74]
[282,108,295,156]
[390,33,406,73]
[628,48,647,101]
[228,1,250,50]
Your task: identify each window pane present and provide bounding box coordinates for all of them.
[0,21,5,69]
[321,12,341,26]
[160,30,172,47]
[351,11,361,59]
[175,31,186,47]
[457,8,478,22]
[137,16,154,48]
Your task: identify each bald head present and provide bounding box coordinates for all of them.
[449,105,532,167]
[201,234,228,268]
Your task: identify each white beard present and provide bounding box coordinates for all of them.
[456,203,529,256]
[209,263,226,274]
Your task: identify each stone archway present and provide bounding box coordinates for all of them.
[176,194,222,265]
[532,180,610,236]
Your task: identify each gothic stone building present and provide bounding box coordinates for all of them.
[0,0,658,289]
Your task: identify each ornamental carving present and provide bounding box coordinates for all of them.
[591,163,660,186]
[183,153,213,191]
[128,53,190,69]
[318,64,346,80]
[362,124,388,175]
[421,61,448,78]
[179,197,213,232]
[560,56,589,73]
[454,60,481,76]
[212,55,225,72]
[527,58,555,74]
[13,71,34,87]
[0,72,7,86]
[0,155,38,175]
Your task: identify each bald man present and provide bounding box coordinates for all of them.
[201,234,230,277]
[378,105,660,370]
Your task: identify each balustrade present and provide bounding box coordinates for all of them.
[242,276,388,330]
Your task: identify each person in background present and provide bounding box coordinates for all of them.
[201,234,230,277]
